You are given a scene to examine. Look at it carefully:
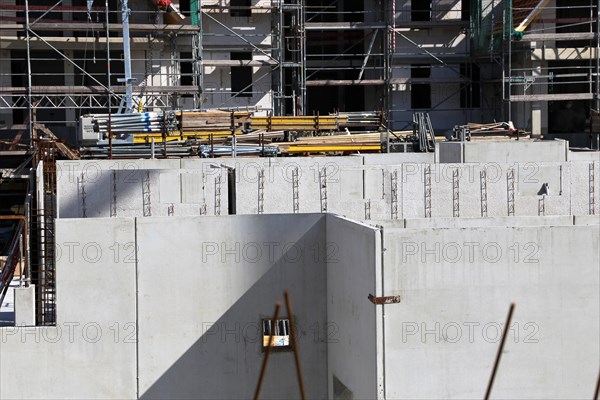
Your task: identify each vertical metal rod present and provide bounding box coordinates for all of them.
[106,0,113,159]
[25,0,33,147]
[121,0,133,113]
[284,291,306,400]
[19,234,24,287]
[596,0,600,113]
[254,301,281,400]
[484,303,515,400]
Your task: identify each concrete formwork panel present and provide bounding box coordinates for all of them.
[381,223,599,399]
[462,140,568,163]
[402,164,427,219]
[430,164,457,218]
[569,161,600,216]
[136,214,328,400]
[0,218,137,399]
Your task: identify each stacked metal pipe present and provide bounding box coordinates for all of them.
[92,112,165,133]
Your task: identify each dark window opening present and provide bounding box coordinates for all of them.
[460,63,481,108]
[411,64,431,109]
[412,0,431,22]
[231,52,252,98]
[461,0,471,21]
[179,0,191,16]
[230,0,251,17]
[262,318,291,349]
[180,52,194,86]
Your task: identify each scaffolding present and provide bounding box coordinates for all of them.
[472,0,600,141]
[0,1,202,140]
[0,1,485,144]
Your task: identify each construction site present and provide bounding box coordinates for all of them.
[0,1,599,399]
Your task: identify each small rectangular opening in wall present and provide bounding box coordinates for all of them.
[230,0,251,17]
[180,52,194,87]
[411,64,431,109]
[412,0,431,22]
[262,318,291,350]
[231,52,252,98]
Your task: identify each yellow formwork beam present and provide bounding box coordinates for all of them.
[283,145,381,153]
[132,131,234,144]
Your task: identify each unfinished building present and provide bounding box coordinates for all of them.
[0,1,598,147]
[0,2,599,399]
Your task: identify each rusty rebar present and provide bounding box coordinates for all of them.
[484,303,515,400]
[254,301,281,400]
[284,290,306,400]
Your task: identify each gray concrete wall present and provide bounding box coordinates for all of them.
[56,158,600,222]
[437,140,570,164]
[326,216,382,400]
[1,214,340,400]
[0,218,138,399]
[461,140,568,163]
[136,214,329,399]
[380,222,600,399]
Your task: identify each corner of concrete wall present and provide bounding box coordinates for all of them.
[325,214,381,400]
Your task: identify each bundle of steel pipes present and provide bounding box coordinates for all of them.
[92,112,165,133]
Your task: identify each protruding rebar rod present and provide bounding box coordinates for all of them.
[485,303,515,400]
[254,301,281,400]
[284,290,306,400]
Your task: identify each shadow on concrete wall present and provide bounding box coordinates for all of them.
[139,218,329,400]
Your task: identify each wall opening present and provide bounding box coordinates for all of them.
[411,64,431,109]
[262,318,291,349]
[231,52,252,98]
[412,0,432,22]
[461,0,471,21]
[230,0,251,17]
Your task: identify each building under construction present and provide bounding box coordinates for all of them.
[0,0,598,147]
[0,1,599,400]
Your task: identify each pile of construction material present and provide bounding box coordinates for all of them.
[80,109,387,158]
[276,132,383,154]
[452,121,517,141]
[179,111,252,134]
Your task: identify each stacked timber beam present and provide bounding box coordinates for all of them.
[276,133,383,154]
[179,111,252,134]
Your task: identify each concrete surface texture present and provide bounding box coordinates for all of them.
[55,142,600,222]
[381,222,600,399]
[1,213,598,399]
[0,214,380,399]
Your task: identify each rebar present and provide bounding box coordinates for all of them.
[391,170,398,219]
[453,169,460,218]
[424,165,432,218]
[480,169,488,217]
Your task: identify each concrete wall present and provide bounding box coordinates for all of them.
[381,222,600,399]
[137,214,329,399]
[0,218,138,399]
[1,214,346,399]
[326,216,382,400]
[56,153,600,221]
[437,140,569,163]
